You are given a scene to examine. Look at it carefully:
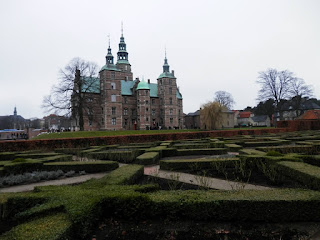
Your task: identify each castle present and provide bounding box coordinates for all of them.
[72,30,183,131]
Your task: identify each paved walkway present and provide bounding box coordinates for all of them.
[0,172,108,193]
[144,165,272,190]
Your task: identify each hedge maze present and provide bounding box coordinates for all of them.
[1,130,320,239]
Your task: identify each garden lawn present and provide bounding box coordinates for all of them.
[33,130,201,140]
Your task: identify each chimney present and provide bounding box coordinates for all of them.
[171,70,174,76]
[148,79,150,84]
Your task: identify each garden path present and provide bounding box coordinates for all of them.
[0,172,108,193]
[144,165,273,190]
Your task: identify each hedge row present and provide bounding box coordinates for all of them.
[276,161,320,190]
[43,161,119,173]
[0,160,118,176]
[176,148,227,156]
[135,152,160,165]
[256,145,317,154]
[160,158,239,171]
[0,128,289,152]
[85,150,143,163]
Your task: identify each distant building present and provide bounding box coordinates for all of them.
[0,107,26,130]
[72,29,183,131]
[298,110,320,120]
[44,114,71,131]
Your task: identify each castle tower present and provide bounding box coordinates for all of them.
[157,51,179,129]
[116,23,132,74]
[136,79,151,130]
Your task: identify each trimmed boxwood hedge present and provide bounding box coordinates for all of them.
[256,145,316,154]
[43,161,119,173]
[176,148,227,156]
[0,213,72,240]
[160,158,239,171]
[85,150,143,163]
[276,161,320,190]
[135,152,159,165]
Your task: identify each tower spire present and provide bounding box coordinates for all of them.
[117,22,129,64]
[106,34,114,65]
[163,48,170,73]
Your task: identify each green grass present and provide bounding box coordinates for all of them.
[33,129,201,140]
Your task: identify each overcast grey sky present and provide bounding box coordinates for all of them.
[1,0,319,119]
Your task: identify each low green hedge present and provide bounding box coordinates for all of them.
[276,161,320,190]
[224,144,242,151]
[300,155,320,167]
[242,140,289,147]
[135,152,159,165]
[210,140,225,148]
[256,145,316,154]
[160,158,239,171]
[2,160,44,176]
[172,143,211,149]
[85,150,143,163]
[0,152,16,161]
[43,161,119,173]
[161,148,178,158]
[16,152,63,159]
[54,148,86,155]
[176,148,227,156]
[0,213,72,240]
[239,149,266,155]
[38,154,73,163]
[148,189,320,222]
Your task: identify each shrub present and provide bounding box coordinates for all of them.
[135,152,159,165]
[43,161,119,173]
[266,150,283,157]
[176,148,227,156]
[11,158,27,163]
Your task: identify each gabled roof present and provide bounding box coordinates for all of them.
[298,110,320,120]
[121,80,136,96]
[238,112,251,118]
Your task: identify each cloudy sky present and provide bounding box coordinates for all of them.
[1,0,319,119]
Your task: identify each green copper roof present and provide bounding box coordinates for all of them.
[82,77,100,94]
[149,83,158,97]
[136,80,150,90]
[117,60,130,64]
[158,72,176,79]
[121,80,136,95]
[100,64,120,72]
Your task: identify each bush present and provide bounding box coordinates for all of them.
[43,161,119,173]
[276,161,320,190]
[176,148,227,156]
[11,158,27,163]
[266,150,283,157]
[135,152,159,165]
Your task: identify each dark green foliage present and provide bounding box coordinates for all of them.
[135,152,159,165]
[276,161,320,190]
[11,158,27,163]
[43,161,119,173]
[257,145,316,154]
[160,158,238,171]
[224,143,242,151]
[177,148,227,156]
[2,160,44,175]
[86,149,143,163]
[266,150,283,156]
[0,152,16,161]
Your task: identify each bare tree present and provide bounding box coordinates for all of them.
[42,58,99,131]
[214,91,235,109]
[257,68,295,119]
[289,78,313,117]
[200,101,225,130]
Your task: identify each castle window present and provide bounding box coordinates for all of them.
[170,118,173,124]
[132,109,136,115]
[169,79,172,85]
[146,117,149,122]
[124,96,127,104]
[160,80,162,85]
[124,108,128,115]
[170,109,173,115]
[112,107,116,115]
[111,95,116,102]
[112,118,116,125]
[111,72,115,79]
[145,90,148,95]
[124,119,128,125]
[169,87,172,95]
[87,97,93,102]
[111,82,116,89]
[152,109,155,116]
[169,97,172,105]
[152,99,155,105]
[146,100,149,105]
[146,108,149,112]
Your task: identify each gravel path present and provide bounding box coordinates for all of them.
[144,165,272,190]
[0,172,108,193]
